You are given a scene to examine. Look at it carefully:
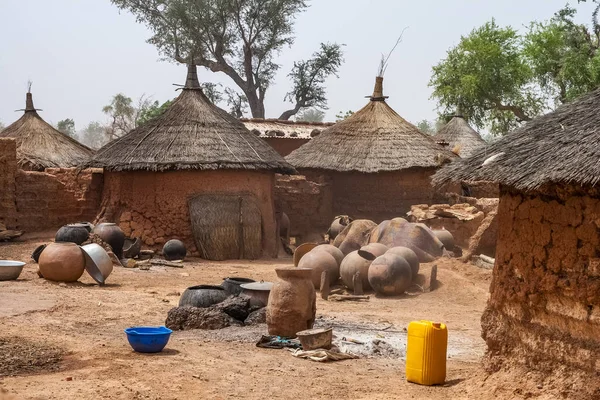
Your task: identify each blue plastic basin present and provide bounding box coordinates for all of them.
[124,326,172,353]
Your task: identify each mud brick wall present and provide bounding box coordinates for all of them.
[99,170,278,258]
[465,181,499,198]
[15,168,104,231]
[483,184,600,377]
[0,139,18,229]
[274,174,332,237]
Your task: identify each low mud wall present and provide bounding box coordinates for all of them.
[0,138,103,232]
[484,184,600,382]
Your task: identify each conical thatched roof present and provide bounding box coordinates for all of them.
[87,65,294,174]
[433,87,600,191]
[0,92,93,170]
[286,77,456,172]
[434,115,486,158]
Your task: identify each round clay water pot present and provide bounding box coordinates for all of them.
[163,239,187,261]
[31,244,47,263]
[123,237,142,259]
[368,253,413,296]
[386,246,420,277]
[313,244,344,267]
[55,223,90,245]
[221,277,256,296]
[179,285,228,308]
[328,216,351,241]
[339,250,373,291]
[297,250,339,289]
[433,229,455,250]
[358,243,389,260]
[267,267,316,338]
[93,223,125,259]
[38,242,85,282]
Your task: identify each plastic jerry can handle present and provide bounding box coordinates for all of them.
[432,322,441,328]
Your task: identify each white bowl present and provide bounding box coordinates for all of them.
[0,260,26,281]
[81,244,113,284]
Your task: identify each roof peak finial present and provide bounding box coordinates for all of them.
[25,80,36,112]
[369,76,388,101]
[184,62,201,89]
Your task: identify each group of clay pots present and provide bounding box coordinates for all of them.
[296,244,344,289]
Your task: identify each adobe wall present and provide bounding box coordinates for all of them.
[484,184,600,387]
[274,174,332,238]
[261,138,310,157]
[0,139,18,229]
[464,181,499,198]
[99,170,277,258]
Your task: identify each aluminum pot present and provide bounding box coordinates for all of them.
[240,281,273,308]
[81,243,113,285]
[179,285,228,308]
[93,223,125,259]
[0,260,26,281]
[55,223,90,245]
[221,277,256,296]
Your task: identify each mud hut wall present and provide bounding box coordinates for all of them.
[485,185,600,373]
[466,181,499,198]
[274,174,332,237]
[103,170,277,257]
[15,168,104,232]
[261,138,309,157]
[330,169,450,222]
[0,138,18,229]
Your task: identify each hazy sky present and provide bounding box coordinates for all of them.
[0,0,596,130]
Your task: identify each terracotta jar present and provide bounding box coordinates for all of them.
[358,243,389,260]
[267,267,316,338]
[93,223,125,259]
[38,242,85,282]
[313,244,344,267]
[368,253,413,296]
[297,250,339,289]
[387,246,420,277]
[339,250,373,290]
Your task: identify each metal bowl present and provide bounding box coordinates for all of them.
[296,327,333,350]
[0,260,26,281]
[81,244,113,285]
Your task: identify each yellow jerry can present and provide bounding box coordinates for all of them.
[405,320,448,386]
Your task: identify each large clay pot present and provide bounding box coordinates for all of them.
[339,250,373,290]
[313,244,344,267]
[38,242,85,282]
[221,277,256,295]
[368,253,413,296]
[358,243,389,260]
[267,267,316,338]
[179,285,228,308]
[386,246,420,277]
[55,224,90,245]
[327,215,352,241]
[297,250,339,289]
[93,223,125,259]
[163,239,187,261]
[123,238,142,259]
[333,219,377,255]
[369,218,443,262]
[432,229,455,250]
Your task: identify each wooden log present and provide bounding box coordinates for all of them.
[329,294,370,302]
[150,259,184,268]
[0,230,23,241]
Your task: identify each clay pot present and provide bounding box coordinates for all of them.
[38,242,85,282]
[328,215,352,241]
[267,267,316,338]
[368,253,413,296]
[221,277,256,296]
[358,243,389,260]
[369,218,443,262]
[179,285,228,308]
[31,244,47,263]
[332,219,377,255]
[297,250,339,289]
[313,244,344,267]
[55,224,90,245]
[386,246,420,277]
[123,238,142,259]
[163,239,187,261]
[433,229,455,250]
[93,223,125,259]
[339,250,373,291]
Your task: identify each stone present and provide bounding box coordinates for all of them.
[213,295,251,321]
[165,306,240,330]
[244,308,266,325]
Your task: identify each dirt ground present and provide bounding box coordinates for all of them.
[0,233,557,400]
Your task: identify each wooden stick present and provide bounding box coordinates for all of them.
[328,294,370,302]
[150,259,184,268]
[320,271,330,300]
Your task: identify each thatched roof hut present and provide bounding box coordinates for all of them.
[88,65,293,174]
[286,77,455,172]
[0,91,93,171]
[434,115,486,158]
[89,64,294,260]
[432,88,600,393]
[283,76,457,222]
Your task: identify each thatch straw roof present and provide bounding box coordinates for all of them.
[434,116,486,158]
[241,118,333,139]
[285,77,456,173]
[0,92,93,170]
[433,88,600,191]
[87,65,295,174]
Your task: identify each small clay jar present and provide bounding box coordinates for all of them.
[368,253,413,296]
[297,250,339,289]
[93,223,125,259]
[38,242,85,282]
[267,267,316,338]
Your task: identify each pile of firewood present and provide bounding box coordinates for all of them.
[0,222,22,242]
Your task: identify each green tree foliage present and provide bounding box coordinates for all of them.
[79,121,108,150]
[295,108,325,122]
[57,118,77,138]
[137,99,174,126]
[415,119,435,134]
[102,93,136,140]
[110,0,343,120]
[431,3,600,135]
[335,110,354,122]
